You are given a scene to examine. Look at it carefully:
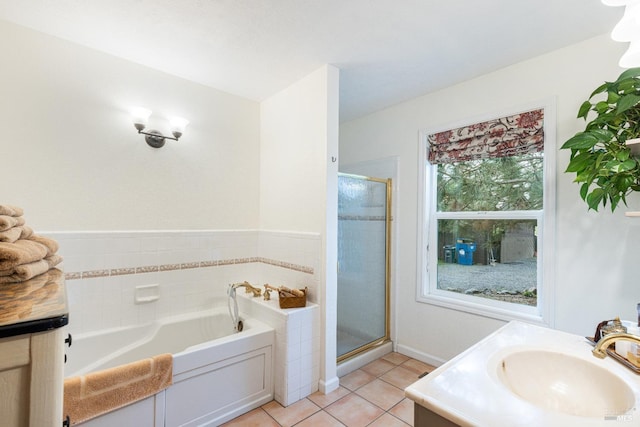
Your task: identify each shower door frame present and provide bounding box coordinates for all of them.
[337,173,392,363]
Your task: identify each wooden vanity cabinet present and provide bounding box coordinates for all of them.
[0,328,66,426]
[0,268,69,426]
[414,403,461,427]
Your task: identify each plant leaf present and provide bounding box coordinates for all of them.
[595,101,610,114]
[616,94,640,114]
[565,152,593,172]
[617,67,640,83]
[607,91,620,104]
[617,150,630,161]
[619,159,637,172]
[589,82,609,99]
[580,183,589,200]
[587,188,605,211]
[617,78,639,95]
[590,128,615,143]
[577,101,592,119]
[561,133,599,150]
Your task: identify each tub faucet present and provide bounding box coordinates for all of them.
[231,281,262,297]
[592,332,640,358]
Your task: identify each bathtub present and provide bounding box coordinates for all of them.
[65,308,275,426]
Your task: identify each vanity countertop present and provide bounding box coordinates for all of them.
[0,268,68,338]
[405,321,640,427]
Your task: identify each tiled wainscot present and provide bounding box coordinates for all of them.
[47,229,322,407]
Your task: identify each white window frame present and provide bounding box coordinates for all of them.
[416,99,556,326]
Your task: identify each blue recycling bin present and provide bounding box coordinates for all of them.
[455,238,476,266]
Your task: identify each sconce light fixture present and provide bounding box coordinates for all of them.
[602,0,640,67]
[131,107,189,148]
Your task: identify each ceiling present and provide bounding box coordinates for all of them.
[0,0,622,122]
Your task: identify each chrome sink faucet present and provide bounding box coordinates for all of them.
[592,333,640,359]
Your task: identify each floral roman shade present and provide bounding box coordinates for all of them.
[427,108,544,164]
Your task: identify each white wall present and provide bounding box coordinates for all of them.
[340,34,640,364]
[259,65,338,232]
[0,19,260,231]
[1,18,340,397]
[260,65,340,392]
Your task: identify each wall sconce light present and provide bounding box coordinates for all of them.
[131,107,189,148]
[602,0,640,67]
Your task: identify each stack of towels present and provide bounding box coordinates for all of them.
[0,205,62,284]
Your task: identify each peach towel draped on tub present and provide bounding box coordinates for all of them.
[63,353,173,425]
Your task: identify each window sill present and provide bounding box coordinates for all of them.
[416,291,547,325]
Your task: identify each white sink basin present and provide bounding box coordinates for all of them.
[406,322,640,426]
[496,349,635,417]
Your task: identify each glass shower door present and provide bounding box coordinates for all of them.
[337,173,391,361]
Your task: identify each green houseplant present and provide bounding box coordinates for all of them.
[561,67,640,211]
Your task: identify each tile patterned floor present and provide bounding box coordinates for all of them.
[222,352,436,427]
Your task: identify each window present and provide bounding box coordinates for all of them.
[417,103,555,324]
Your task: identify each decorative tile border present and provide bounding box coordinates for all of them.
[111,267,136,276]
[64,257,314,281]
[81,269,110,279]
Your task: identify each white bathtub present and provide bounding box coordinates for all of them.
[65,308,275,426]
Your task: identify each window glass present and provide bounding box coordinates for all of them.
[436,218,538,307]
[436,153,543,212]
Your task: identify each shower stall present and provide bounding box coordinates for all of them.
[337,173,391,362]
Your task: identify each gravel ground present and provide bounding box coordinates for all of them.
[437,258,537,306]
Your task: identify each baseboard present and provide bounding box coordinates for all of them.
[319,376,340,394]
[336,341,393,377]
[395,344,447,368]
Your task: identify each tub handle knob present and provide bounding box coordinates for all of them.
[62,415,71,426]
[65,333,72,347]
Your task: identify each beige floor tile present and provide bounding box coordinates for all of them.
[307,386,351,408]
[361,358,396,377]
[382,352,410,366]
[380,365,421,389]
[221,408,280,427]
[339,368,376,391]
[224,354,427,426]
[294,410,346,427]
[355,379,405,411]
[401,358,436,375]
[262,399,320,427]
[367,412,411,427]
[325,393,385,427]
[388,398,414,426]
